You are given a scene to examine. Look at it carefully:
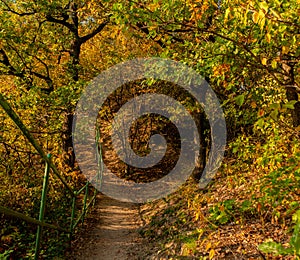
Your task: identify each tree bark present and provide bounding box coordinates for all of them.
[62,113,75,168]
[191,110,208,181]
[60,2,109,169]
[286,85,300,127]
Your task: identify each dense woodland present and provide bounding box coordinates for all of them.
[0,0,299,259]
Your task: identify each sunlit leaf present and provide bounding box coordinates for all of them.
[235,94,245,106]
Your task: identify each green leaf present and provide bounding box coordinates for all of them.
[256,118,264,128]
[270,109,279,120]
[290,210,300,255]
[240,200,251,212]
[270,103,281,109]
[258,241,292,255]
[235,94,245,106]
[282,100,298,110]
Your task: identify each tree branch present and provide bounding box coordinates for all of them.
[0,0,36,16]
[133,22,166,47]
[79,18,110,44]
[45,14,76,33]
[0,48,24,77]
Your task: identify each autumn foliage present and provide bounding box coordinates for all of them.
[0,0,299,258]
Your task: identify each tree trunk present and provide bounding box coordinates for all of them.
[62,113,75,168]
[286,86,300,127]
[191,110,208,181]
[61,2,80,169]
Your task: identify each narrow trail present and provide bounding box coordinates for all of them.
[68,194,147,260]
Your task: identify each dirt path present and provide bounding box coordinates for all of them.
[68,194,147,260]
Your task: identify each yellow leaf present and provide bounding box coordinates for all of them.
[261,57,267,65]
[209,249,215,260]
[206,241,212,251]
[259,2,269,13]
[258,9,265,18]
[270,9,281,19]
[271,60,277,69]
[243,4,250,26]
[266,33,271,43]
[260,16,266,30]
[211,1,218,8]
[252,11,259,23]
[224,8,230,23]
[253,9,265,29]
[282,46,289,55]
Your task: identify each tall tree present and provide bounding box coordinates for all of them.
[0,0,111,167]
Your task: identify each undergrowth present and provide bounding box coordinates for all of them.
[139,117,300,259]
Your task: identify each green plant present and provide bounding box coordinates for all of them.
[258,210,300,258]
[208,199,236,225]
[0,250,14,260]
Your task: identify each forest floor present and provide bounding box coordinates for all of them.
[66,194,151,259]
[65,185,294,260]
